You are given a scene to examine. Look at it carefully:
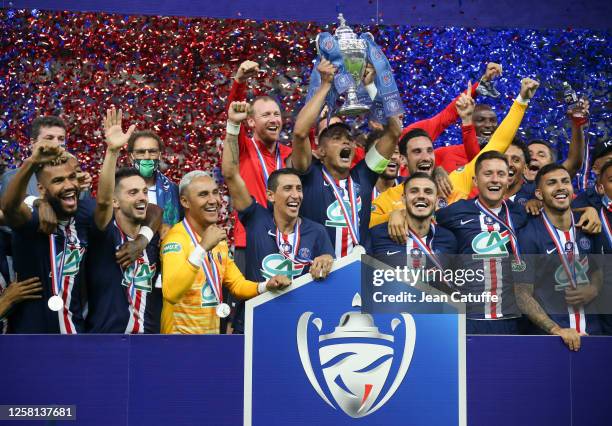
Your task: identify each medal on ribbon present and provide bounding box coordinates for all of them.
[250,138,282,188]
[183,218,229,317]
[322,166,360,245]
[475,200,525,272]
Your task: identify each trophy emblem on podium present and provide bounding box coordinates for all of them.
[296,293,416,418]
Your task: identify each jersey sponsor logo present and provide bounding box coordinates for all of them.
[325,197,363,228]
[471,231,510,259]
[161,242,182,254]
[554,257,590,291]
[201,281,218,308]
[261,253,306,280]
[122,262,157,292]
[57,246,86,277]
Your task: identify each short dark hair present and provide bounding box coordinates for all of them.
[528,139,557,162]
[115,167,143,190]
[365,130,385,153]
[318,122,353,145]
[30,116,67,141]
[267,168,301,192]
[510,138,530,164]
[34,153,71,179]
[127,130,163,153]
[598,159,612,181]
[403,172,437,192]
[398,128,431,157]
[535,163,568,187]
[475,150,509,174]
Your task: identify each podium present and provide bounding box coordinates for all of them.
[244,249,466,425]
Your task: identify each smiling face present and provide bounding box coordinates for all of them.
[180,175,222,226]
[473,108,498,142]
[404,177,437,219]
[474,158,509,207]
[405,136,435,175]
[598,164,612,199]
[505,144,527,188]
[536,168,573,213]
[37,161,80,219]
[247,98,282,144]
[113,175,148,223]
[266,173,303,221]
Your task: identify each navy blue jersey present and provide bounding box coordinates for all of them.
[516,213,601,334]
[7,199,95,333]
[369,222,457,291]
[238,200,335,282]
[300,159,378,258]
[435,198,528,319]
[572,187,602,209]
[85,219,161,334]
[508,181,535,207]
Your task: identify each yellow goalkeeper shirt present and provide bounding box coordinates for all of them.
[370,99,528,228]
[160,221,259,334]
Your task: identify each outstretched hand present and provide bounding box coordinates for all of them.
[104,107,136,152]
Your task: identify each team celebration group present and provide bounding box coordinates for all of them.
[0,57,610,352]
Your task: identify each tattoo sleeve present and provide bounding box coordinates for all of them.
[515,283,557,333]
[226,132,240,166]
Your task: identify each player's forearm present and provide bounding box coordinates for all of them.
[293,82,331,141]
[515,283,558,333]
[96,149,120,208]
[221,131,252,212]
[0,158,36,225]
[563,122,585,178]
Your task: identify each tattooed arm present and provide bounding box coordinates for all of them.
[515,282,582,351]
[221,101,254,212]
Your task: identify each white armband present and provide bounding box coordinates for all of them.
[516,95,530,105]
[365,83,378,101]
[365,146,391,174]
[226,121,241,136]
[257,281,268,294]
[188,245,205,268]
[138,226,154,244]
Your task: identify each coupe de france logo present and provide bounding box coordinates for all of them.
[296,293,415,418]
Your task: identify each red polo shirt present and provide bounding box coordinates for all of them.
[228,80,292,248]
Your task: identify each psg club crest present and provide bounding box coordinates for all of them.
[296,293,415,418]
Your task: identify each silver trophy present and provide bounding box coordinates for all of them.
[318,14,370,116]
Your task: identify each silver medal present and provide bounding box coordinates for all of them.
[215,303,231,318]
[48,295,63,311]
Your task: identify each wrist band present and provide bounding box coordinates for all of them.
[365,146,391,174]
[257,281,268,294]
[365,83,378,101]
[188,245,205,268]
[516,95,530,105]
[138,226,154,244]
[226,121,241,136]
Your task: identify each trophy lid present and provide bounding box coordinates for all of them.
[334,13,357,40]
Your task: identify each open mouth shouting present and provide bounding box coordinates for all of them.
[59,189,78,210]
[339,147,352,165]
[286,199,301,214]
[552,191,569,202]
[134,201,147,215]
[416,160,433,173]
[487,184,503,195]
[265,123,280,137]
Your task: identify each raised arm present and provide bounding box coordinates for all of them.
[456,82,480,161]
[562,98,590,178]
[222,101,255,212]
[1,141,64,227]
[94,107,136,230]
[291,59,337,173]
